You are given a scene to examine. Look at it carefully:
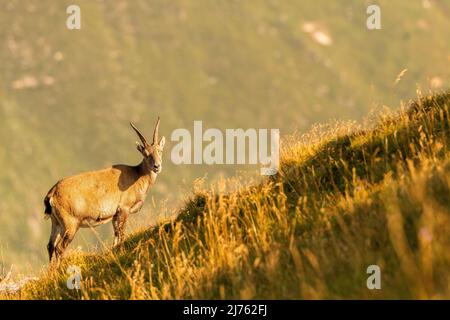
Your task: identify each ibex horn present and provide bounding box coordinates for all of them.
[152,117,160,145]
[130,122,149,147]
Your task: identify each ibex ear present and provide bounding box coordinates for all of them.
[159,136,166,150]
[136,142,149,156]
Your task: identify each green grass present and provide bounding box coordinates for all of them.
[4,91,449,299]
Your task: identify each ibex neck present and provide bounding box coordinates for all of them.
[137,160,156,183]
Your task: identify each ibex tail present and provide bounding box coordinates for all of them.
[44,185,56,219]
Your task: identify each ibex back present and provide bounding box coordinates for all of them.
[44,118,165,262]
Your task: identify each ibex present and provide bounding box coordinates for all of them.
[44,118,165,261]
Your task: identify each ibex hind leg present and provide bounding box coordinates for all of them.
[47,216,62,262]
[55,218,79,260]
[49,210,79,263]
[56,228,77,257]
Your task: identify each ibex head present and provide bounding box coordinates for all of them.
[130,117,166,174]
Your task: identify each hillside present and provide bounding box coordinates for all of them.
[3,91,449,299]
[1,0,450,271]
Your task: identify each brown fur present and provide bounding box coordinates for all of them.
[45,119,165,262]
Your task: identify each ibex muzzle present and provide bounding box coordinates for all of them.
[44,118,165,262]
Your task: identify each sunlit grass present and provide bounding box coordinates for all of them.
[3,91,450,299]
[1,0,450,270]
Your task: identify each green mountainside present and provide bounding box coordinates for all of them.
[0,0,449,272]
[5,91,449,299]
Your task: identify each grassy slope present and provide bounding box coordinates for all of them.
[1,0,450,271]
[5,91,450,299]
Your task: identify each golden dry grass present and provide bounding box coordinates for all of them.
[3,91,450,300]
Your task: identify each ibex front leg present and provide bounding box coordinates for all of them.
[112,208,129,247]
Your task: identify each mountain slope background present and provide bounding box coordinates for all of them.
[0,0,449,272]
[3,91,449,299]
